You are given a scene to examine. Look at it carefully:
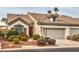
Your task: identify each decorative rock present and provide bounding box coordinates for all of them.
[9,44,14,47]
[28,39,33,43]
[0,43,1,50]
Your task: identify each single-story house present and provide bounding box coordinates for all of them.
[5,12,79,39]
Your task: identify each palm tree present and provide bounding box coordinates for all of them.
[53,7,59,14]
[47,7,59,22]
[1,18,7,24]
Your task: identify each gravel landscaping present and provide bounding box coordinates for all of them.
[0,30,56,49]
[0,37,56,49]
[0,38,36,49]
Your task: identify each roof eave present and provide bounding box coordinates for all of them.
[37,22,79,26]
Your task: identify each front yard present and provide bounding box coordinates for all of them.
[1,38,36,49]
[0,30,56,49]
[1,30,79,50]
[0,37,56,49]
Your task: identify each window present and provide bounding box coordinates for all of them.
[49,18,58,22]
[13,24,25,34]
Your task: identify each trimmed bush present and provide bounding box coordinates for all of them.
[8,35,15,42]
[44,37,50,42]
[70,35,79,41]
[19,32,26,36]
[37,37,56,46]
[48,39,56,45]
[33,34,40,40]
[0,31,1,36]
[67,36,70,39]
[16,35,21,39]
[6,30,18,38]
[26,35,29,39]
[37,38,46,46]
[20,36,28,41]
[13,38,20,44]
[0,31,4,37]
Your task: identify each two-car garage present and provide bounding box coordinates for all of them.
[43,28,65,39]
[43,28,79,39]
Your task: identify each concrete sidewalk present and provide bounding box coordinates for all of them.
[1,45,79,52]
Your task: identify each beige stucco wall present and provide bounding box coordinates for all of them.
[28,14,41,35]
[8,21,29,35]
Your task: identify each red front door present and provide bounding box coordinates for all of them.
[29,27,33,37]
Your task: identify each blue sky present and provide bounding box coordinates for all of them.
[0,7,79,20]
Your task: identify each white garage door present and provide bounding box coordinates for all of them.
[70,28,79,36]
[43,28,65,39]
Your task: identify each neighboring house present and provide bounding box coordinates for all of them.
[0,21,7,31]
[5,12,79,39]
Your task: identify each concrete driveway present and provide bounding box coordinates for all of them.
[56,39,79,47]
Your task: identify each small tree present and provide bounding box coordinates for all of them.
[47,7,59,22]
[1,18,7,24]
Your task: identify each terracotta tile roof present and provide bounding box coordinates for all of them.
[7,14,34,24]
[58,15,79,25]
[28,12,47,22]
[29,12,79,25]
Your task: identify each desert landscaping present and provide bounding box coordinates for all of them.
[0,29,56,49]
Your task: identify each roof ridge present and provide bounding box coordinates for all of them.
[28,12,48,15]
[7,13,27,16]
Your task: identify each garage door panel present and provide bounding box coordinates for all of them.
[43,28,65,39]
[70,28,79,36]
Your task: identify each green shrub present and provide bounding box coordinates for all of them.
[8,35,16,42]
[37,37,56,46]
[16,35,21,39]
[0,30,18,38]
[33,34,40,40]
[48,39,56,45]
[70,35,79,41]
[19,32,26,36]
[13,38,20,44]
[0,31,2,36]
[44,37,50,42]
[67,36,70,39]
[20,36,28,41]
[26,35,29,39]
[37,38,46,46]
[6,30,18,38]
[0,31,4,37]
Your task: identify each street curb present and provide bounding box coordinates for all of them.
[1,46,79,51]
[0,43,1,50]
